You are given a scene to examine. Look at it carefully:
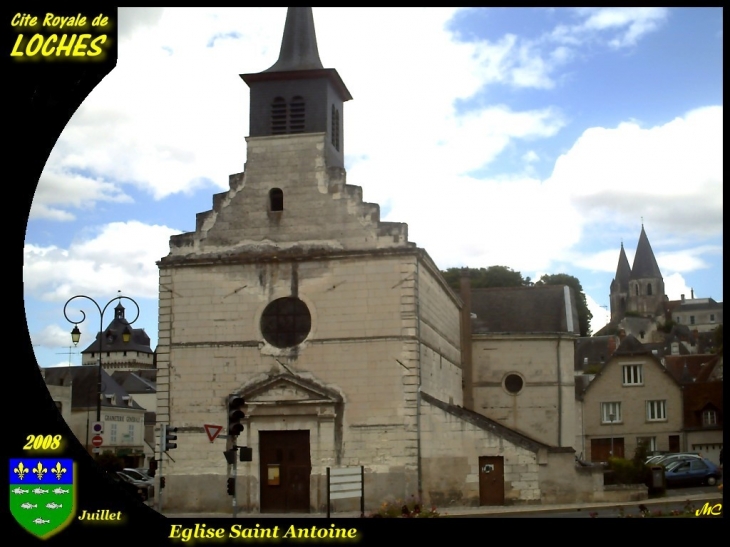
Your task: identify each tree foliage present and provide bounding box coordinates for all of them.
[440,267,593,337]
[441,266,530,291]
[536,273,593,336]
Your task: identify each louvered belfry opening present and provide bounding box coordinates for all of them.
[289,96,305,133]
[331,104,340,151]
[271,97,287,134]
[270,96,306,135]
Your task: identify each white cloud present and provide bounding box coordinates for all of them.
[31,324,75,349]
[546,106,723,237]
[23,221,180,301]
[663,272,693,301]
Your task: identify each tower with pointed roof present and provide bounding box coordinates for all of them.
[609,225,665,323]
[609,242,631,322]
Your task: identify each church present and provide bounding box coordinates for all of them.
[155,8,606,513]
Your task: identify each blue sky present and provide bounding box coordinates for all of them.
[24,8,723,367]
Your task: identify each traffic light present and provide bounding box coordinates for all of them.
[148,459,157,478]
[228,395,245,437]
[165,426,178,450]
[226,477,235,496]
[160,477,166,489]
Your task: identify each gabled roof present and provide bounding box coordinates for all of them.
[682,381,723,430]
[470,285,579,334]
[630,225,662,280]
[43,366,145,411]
[580,334,681,398]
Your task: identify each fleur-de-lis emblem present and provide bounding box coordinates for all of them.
[51,462,67,480]
[13,462,29,480]
[32,462,48,480]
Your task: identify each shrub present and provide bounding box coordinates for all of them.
[369,495,441,518]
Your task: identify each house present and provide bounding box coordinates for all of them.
[111,369,158,465]
[663,353,723,466]
[153,8,614,513]
[580,334,684,461]
[43,365,147,467]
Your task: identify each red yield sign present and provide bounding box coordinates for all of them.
[91,435,104,447]
[204,424,223,443]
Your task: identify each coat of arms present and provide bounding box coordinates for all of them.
[10,458,76,539]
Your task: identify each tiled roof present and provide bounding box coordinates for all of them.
[470,285,579,334]
[663,354,718,384]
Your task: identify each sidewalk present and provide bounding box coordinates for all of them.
[162,490,723,519]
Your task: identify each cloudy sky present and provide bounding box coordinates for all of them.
[24,8,723,368]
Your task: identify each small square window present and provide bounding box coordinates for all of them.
[702,410,717,426]
[690,316,695,325]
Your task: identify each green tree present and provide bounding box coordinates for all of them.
[536,273,593,336]
[441,266,527,291]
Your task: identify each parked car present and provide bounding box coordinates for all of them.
[123,468,154,484]
[663,458,722,487]
[107,471,148,501]
[117,471,153,501]
[655,453,702,467]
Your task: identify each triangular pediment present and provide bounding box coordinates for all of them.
[240,374,342,405]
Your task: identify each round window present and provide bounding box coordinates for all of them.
[504,374,524,394]
[260,297,311,348]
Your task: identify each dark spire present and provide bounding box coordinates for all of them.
[614,242,631,291]
[630,225,662,280]
[265,7,324,73]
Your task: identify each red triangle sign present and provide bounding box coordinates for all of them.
[204,424,223,443]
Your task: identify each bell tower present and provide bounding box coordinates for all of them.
[241,7,352,169]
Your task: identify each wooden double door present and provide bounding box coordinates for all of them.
[259,430,311,513]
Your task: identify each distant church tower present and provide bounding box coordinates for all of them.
[610,225,665,321]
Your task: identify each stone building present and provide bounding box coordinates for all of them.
[155,8,613,513]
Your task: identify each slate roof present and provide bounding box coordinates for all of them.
[43,366,145,411]
[630,225,662,280]
[111,371,157,394]
[80,303,153,355]
[673,299,723,312]
[470,285,579,334]
[574,336,619,371]
[613,243,631,291]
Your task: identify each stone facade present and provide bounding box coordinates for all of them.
[471,334,576,448]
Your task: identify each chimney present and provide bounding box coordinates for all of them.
[681,294,685,302]
[691,288,694,299]
[607,335,617,355]
[618,328,626,341]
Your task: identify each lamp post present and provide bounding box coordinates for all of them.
[64,293,139,423]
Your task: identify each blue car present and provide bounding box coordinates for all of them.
[664,458,722,487]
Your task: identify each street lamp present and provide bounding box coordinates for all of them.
[64,292,140,423]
